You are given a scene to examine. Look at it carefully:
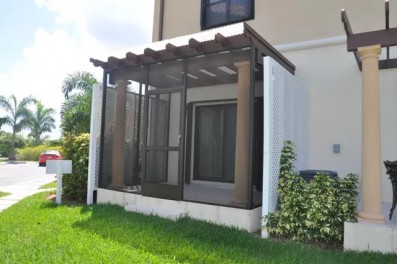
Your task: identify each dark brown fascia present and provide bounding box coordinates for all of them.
[90,23,297,75]
[347,28,397,52]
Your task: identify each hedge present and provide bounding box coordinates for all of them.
[61,133,90,200]
[16,145,63,161]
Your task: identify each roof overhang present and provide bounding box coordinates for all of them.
[90,22,295,75]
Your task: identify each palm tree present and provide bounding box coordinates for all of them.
[62,71,97,99]
[60,71,98,135]
[28,101,56,145]
[61,91,92,134]
[0,95,36,160]
[0,117,6,131]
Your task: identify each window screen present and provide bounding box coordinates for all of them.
[201,0,254,29]
[193,103,237,182]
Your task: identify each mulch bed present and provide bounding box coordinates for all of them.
[45,193,86,205]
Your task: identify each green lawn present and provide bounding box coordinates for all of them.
[39,181,56,189]
[0,193,394,263]
[0,191,10,198]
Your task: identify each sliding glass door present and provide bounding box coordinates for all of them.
[193,103,237,183]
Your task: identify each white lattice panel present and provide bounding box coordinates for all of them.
[94,86,103,189]
[87,84,103,204]
[262,57,309,225]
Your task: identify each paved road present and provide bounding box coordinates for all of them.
[0,162,56,211]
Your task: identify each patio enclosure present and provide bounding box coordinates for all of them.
[91,23,295,210]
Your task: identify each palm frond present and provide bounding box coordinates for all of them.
[62,71,98,99]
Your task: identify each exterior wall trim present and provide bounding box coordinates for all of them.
[276,35,346,52]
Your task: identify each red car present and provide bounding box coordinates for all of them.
[39,150,62,167]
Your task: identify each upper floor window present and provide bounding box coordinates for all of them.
[201,0,254,30]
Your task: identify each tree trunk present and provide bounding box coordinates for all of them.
[9,131,16,161]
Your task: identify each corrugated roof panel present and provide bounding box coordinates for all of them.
[127,22,245,55]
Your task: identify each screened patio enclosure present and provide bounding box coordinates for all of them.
[91,23,295,210]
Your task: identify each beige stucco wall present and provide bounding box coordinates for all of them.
[281,43,397,203]
[153,0,397,44]
[152,0,397,203]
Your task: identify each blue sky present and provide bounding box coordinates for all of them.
[0,0,154,139]
[1,0,57,72]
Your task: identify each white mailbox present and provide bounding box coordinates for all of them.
[46,160,73,204]
[46,160,72,174]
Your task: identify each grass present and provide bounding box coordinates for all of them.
[0,191,10,198]
[0,193,395,263]
[39,181,56,189]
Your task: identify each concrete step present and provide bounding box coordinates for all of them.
[124,204,185,221]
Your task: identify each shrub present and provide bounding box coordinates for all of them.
[16,145,63,161]
[61,133,90,200]
[46,139,61,146]
[0,133,26,157]
[263,141,359,244]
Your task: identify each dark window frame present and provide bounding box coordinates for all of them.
[201,0,255,30]
[192,101,237,183]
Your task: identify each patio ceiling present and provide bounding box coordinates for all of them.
[108,47,262,89]
[90,23,294,88]
[342,0,397,70]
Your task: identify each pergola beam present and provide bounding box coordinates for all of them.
[108,56,127,68]
[189,38,203,52]
[341,9,362,70]
[144,48,159,60]
[386,0,390,60]
[341,9,353,35]
[386,0,390,29]
[347,28,397,51]
[379,58,397,69]
[126,52,140,63]
[244,23,295,74]
[90,23,296,75]
[342,4,397,70]
[215,33,228,47]
[165,43,180,56]
[90,58,106,68]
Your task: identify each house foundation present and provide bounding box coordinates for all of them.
[97,188,262,233]
[344,222,397,253]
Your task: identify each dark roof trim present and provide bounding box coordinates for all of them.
[341,9,362,70]
[342,1,397,70]
[244,23,295,74]
[347,28,397,51]
[90,23,296,74]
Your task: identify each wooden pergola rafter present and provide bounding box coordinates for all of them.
[342,0,397,70]
[89,23,295,75]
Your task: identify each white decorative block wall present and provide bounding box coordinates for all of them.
[262,57,309,235]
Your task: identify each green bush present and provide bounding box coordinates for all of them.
[0,133,26,157]
[16,145,63,161]
[62,133,90,200]
[263,141,359,244]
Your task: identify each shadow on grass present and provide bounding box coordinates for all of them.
[31,192,395,264]
[71,205,284,263]
[6,193,394,264]
[39,202,58,209]
[64,203,396,264]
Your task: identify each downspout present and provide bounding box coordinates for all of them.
[158,0,165,41]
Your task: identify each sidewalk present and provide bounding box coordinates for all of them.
[0,162,56,212]
[0,189,52,212]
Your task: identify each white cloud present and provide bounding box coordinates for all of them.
[35,0,154,52]
[1,0,154,139]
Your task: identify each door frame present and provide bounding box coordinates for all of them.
[141,63,187,200]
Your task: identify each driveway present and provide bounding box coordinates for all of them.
[0,162,56,211]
